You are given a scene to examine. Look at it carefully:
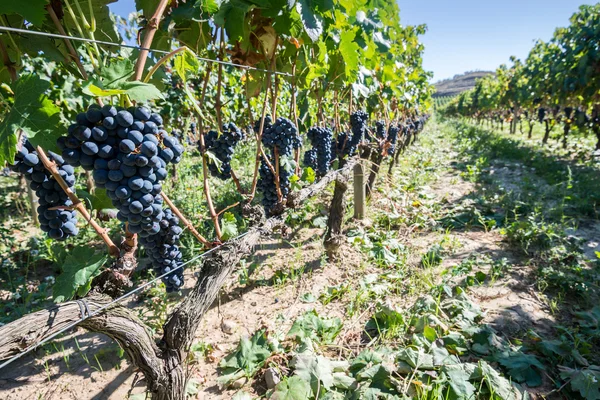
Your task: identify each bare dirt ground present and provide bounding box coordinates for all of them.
[1,133,596,399]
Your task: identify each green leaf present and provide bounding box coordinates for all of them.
[560,366,600,400]
[122,81,164,102]
[296,0,323,42]
[53,247,108,303]
[173,48,201,84]
[332,372,357,390]
[396,348,434,369]
[205,150,223,171]
[0,74,62,165]
[218,329,272,387]
[201,0,220,13]
[301,167,316,183]
[443,365,476,400]
[291,352,334,393]
[270,376,312,400]
[100,59,135,89]
[83,83,127,97]
[495,351,545,387]
[77,188,114,211]
[300,292,316,303]
[221,212,239,241]
[0,0,48,26]
[287,310,343,345]
[339,29,360,82]
[477,361,520,400]
[214,1,254,43]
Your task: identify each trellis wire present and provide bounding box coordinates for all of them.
[0,230,250,371]
[0,26,292,77]
[0,160,354,370]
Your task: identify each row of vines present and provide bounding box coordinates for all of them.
[0,0,432,399]
[441,4,600,151]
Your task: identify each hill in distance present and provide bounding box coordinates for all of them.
[433,70,494,98]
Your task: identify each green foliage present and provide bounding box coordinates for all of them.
[0,74,61,164]
[270,376,312,400]
[218,329,274,387]
[287,310,343,346]
[53,246,108,302]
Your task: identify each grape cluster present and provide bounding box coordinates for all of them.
[256,116,300,213]
[303,148,317,170]
[11,140,78,240]
[348,111,368,154]
[139,207,184,292]
[257,158,279,213]
[306,126,333,176]
[260,117,302,156]
[58,104,184,238]
[375,120,387,140]
[387,125,400,157]
[203,122,244,180]
[334,131,350,158]
[537,108,546,123]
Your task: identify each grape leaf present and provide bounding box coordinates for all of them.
[495,351,545,387]
[100,59,135,88]
[270,376,312,400]
[301,167,316,183]
[339,29,360,81]
[213,0,255,43]
[77,188,114,211]
[560,366,600,400]
[53,246,108,303]
[121,81,164,102]
[218,329,272,387]
[443,365,477,400]
[291,352,334,393]
[83,83,127,97]
[173,48,201,84]
[220,212,239,241]
[296,0,323,42]
[0,74,62,165]
[0,0,47,27]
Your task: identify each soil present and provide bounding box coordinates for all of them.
[1,134,597,400]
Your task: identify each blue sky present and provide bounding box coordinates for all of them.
[109,0,589,82]
[398,0,591,82]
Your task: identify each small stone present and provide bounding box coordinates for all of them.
[251,302,257,306]
[221,319,237,335]
[231,377,247,389]
[264,368,281,389]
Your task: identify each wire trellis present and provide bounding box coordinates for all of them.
[0,230,250,371]
[0,26,292,77]
[0,161,355,370]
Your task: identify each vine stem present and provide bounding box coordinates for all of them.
[46,5,88,80]
[290,57,301,175]
[36,146,119,257]
[161,193,211,248]
[274,147,283,202]
[143,47,187,83]
[248,86,272,200]
[198,133,223,241]
[62,0,99,72]
[216,26,225,129]
[248,37,278,200]
[133,0,170,81]
[216,201,241,217]
[230,169,244,194]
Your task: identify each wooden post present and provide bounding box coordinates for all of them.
[353,162,365,220]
